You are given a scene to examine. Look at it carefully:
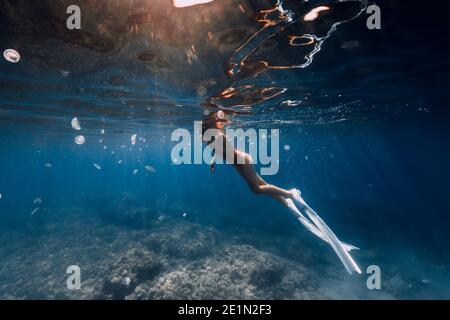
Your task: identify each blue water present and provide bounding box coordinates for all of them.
[0,0,450,299]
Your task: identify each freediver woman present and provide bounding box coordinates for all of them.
[202,110,362,275]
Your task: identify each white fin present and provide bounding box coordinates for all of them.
[298,197,362,275]
[286,199,329,242]
[286,199,358,252]
[342,242,359,252]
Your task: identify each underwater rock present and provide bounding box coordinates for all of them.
[102,193,158,229]
[142,223,219,260]
[144,245,317,300]
[102,276,134,300]
[2,210,443,300]
[381,268,434,299]
[249,259,286,291]
[100,247,163,300]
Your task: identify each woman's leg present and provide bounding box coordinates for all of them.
[234,162,294,199]
[258,182,294,199]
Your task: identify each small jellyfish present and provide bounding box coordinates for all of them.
[131,134,137,145]
[61,70,71,77]
[71,117,82,131]
[284,145,291,151]
[75,135,86,145]
[282,100,302,107]
[341,41,359,50]
[0,193,2,200]
[101,129,105,135]
[145,165,156,173]
[45,163,53,168]
[33,198,42,205]
[3,49,20,63]
[30,207,40,216]
[94,163,102,170]
[196,86,207,96]
[133,169,139,175]
[118,160,123,164]
[182,213,187,218]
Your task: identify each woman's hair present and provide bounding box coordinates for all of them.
[202,110,228,135]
